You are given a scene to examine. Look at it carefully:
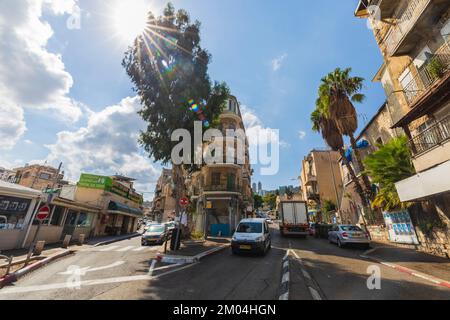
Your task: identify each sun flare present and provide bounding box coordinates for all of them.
[112,0,150,44]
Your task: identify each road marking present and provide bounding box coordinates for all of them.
[0,262,198,295]
[283,260,289,269]
[282,271,289,283]
[302,270,312,280]
[132,247,147,252]
[98,245,119,252]
[117,246,135,252]
[308,287,322,300]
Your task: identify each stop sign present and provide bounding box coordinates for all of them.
[179,197,189,207]
[36,205,50,220]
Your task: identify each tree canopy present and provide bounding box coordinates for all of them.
[123,3,229,165]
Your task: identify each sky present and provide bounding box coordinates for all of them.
[0,0,387,200]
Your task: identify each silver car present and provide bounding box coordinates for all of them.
[328,225,370,249]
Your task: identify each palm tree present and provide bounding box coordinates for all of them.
[316,68,373,200]
[311,105,367,207]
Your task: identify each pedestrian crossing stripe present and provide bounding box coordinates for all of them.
[89,246,160,252]
[117,246,135,252]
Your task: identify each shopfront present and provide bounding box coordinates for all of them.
[0,181,42,251]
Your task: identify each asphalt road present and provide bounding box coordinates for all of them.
[0,225,449,300]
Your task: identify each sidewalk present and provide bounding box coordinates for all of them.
[363,242,450,287]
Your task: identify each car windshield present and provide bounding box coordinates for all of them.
[147,225,165,233]
[340,226,362,232]
[237,222,262,233]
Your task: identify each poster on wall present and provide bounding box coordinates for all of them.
[383,210,419,245]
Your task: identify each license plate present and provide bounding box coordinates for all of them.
[239,245,252,250]
[353,233,361,237]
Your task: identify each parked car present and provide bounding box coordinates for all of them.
[231,218,271,255]
[141,224,170,246]
[328,224,370,249]
[256,211,273,224]
[165,221,176,231]
[143,222,157,232]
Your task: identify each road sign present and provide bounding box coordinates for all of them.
[179,197,189,207]
[36,205,50,220]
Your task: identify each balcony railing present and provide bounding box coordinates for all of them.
[403,42,450,105]
[384,0,430,56]
[203,184,242,193]
[409,116,450,156]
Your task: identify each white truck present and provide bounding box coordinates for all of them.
[279,200,309,238]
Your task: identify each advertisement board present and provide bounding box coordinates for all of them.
[383,210,419,245]
[77,174,113,190]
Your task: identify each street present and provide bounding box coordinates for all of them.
[1,225,449,300]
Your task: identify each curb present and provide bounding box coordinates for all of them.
[360,249,450,290]
[156,243,230,264]
[92,233,141,247]
[0,250,74,288]
[279,254,290,300]
[289,250,325,300]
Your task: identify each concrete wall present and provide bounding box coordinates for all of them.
[23,225,63,247]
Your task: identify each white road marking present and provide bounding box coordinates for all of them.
[302,269,312,280]
[148,259,157,276]
[283,260,289,269]
[308,287,322,300]
[117,246,134,252]
[0,263,198,295]
[132,247,147,252]
[98,245,119,252]
[282,271,290,283]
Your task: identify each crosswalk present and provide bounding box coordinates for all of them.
[86,245,162,253]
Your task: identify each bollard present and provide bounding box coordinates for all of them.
[78,234,85,246]
[34,241,46,256]
[62,235,72,248]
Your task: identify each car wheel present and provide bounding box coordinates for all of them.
[337,239,344,248]
[231,248,238,255]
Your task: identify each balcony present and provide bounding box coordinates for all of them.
[306,189,320,200]
[409,115,450,156]
[403,42,450,106]
[384,0,431,57]
[203,184,242,193]
[304,174,317,186]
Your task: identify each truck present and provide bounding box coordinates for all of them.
[278,200,309,238]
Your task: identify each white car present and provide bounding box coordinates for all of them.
[231,218,271,255]
[328,224,370,249]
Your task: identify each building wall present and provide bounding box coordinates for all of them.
[14,165,64,191]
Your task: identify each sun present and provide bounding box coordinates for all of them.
[112,0,150,44]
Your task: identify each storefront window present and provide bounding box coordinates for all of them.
[76,212,93,227]
[50,206,65,226]
[0,195,31,230]
[65,210,78,226]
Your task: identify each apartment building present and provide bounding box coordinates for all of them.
[356,0,450,256]
[151,168,176,223]
[13,163,66,191]
[300,150,343,222]
[0,167,16,183]
[188,95,253,237]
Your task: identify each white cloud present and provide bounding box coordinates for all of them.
[241,105,289,148]
[271,53,287,71]
[298,130,307,140]
[0,0,82,149]
[45,96,161,196]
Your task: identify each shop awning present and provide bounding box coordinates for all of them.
[395,160,450,202]
[52,197,101,213]
[0,180,42,198]
[108,201,143,217]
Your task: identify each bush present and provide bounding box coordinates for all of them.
[190,231,204,240]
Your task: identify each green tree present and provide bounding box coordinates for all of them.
[122,3,229,214]
[363,136,416,212]
[311,68,372,207]
[263,193,277,210]
[253,194,263,210]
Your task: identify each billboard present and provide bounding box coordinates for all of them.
[77,174,113,190]
[383,210,419,245]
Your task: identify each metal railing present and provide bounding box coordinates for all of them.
[203,184,242,193]
[384,0,430,56]
[409,116,450,156]
[403,42,450,105]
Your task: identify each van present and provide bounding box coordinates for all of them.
[231,218,271,255]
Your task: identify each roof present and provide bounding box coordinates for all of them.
[112,175,136,182]
[354,0,369,18]
[239,218,266,223]
[108,201,143,217]
[0,180,42,198]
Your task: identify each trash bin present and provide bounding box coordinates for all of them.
[170,228,182,251]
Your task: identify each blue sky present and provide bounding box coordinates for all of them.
[0,0,386,199]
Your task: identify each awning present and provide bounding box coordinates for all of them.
[395,160,450,202]
[108,201,143,217]
[52,197,101,213]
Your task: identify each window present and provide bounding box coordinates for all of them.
[0,196,31,230]
[76,212,93,227]
[340,225,362,232]
[211,173,221,186]
[376,137,383,146]
[441,18,450,41]
[22,171,30,179]
[65,210,78,226]
[237,222,262,234]
[50,206,65,226]
[39,172,51,180]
